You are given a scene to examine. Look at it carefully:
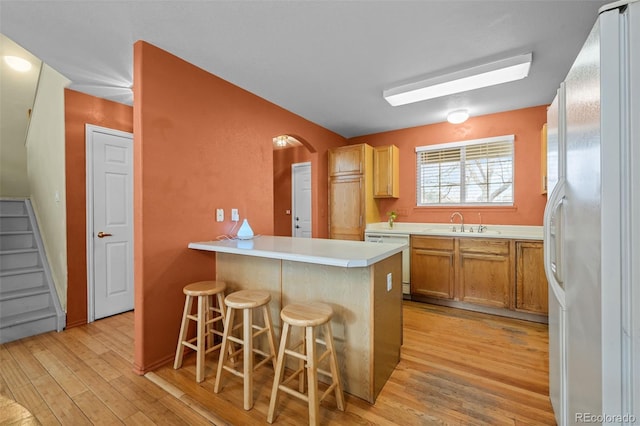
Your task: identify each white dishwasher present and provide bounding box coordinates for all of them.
[364,232,410,297]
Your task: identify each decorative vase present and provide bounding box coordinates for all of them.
[237,219,254,240]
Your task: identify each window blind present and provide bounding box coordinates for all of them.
[416,135,514,206]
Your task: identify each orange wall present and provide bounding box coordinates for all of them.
[349,106,548,226]
[273,146,313,236]
[64,89,133,328]
[132,41,346,373]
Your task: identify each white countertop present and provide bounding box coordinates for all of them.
[188,236,407,268]
[365,222,543,240]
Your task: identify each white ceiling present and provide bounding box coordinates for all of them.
[0,1,608,138]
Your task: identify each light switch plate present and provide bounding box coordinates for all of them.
[386,273,392,292]
[216,209,224,222]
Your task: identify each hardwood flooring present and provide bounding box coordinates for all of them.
[0,301,555,425]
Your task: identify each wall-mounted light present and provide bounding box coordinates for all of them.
[447,109,469,124]
[383,53,532,106]
[3,55,32,72]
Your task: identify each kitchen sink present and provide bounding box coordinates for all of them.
[421,228,501,236]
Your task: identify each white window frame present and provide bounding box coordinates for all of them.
[415,134,515,206]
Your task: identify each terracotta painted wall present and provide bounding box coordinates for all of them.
[349,106,548,226]
[133,41,345,373]
[273,146,313,236]
[64,89,133,328]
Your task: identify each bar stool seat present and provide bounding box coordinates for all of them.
[267,302,345,425]
[174,280,228,383]
[214,289,277,410]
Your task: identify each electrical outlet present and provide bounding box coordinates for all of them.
[231,208,239,222]
[216,209,224,222]
[386,273,392,292]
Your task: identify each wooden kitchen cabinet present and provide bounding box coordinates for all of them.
[373,145,399,198]
[328,144,379,240]
[410,237,455,299]
[541,123,548,194]
[329,144,365,176]
[515,241,549,314]
[458,239,511,309]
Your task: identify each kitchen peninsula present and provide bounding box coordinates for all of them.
[188,236,405,403]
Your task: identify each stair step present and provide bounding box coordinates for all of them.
[0,200,27,215]
[0,231,35,250]
[0,286,49,301]
[0,249,40,270]
[0,288,51,317]
[0,267,45,294]
[0,308,58,344]
[0,215,31,232]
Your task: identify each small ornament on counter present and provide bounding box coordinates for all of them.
[387,211,398,228]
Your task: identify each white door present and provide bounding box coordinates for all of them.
[86,125,134,321]
[292,162,312,238]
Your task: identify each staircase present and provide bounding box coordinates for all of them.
[0,199,65,344]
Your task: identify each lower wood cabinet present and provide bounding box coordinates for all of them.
[515,241,548,315]
[411,236,548,318]
[459,239,511,309]
[410,237,455,299]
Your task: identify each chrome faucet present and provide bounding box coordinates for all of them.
[450,211,464,232]
[477,212,487,233]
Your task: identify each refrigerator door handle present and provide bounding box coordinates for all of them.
[552,196,565,285]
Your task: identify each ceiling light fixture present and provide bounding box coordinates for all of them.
[275,135,288,147]
[383,53,532,107]
[3,55,32,72]
[447,110,469,124]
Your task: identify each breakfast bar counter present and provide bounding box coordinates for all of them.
[188,236,405,403]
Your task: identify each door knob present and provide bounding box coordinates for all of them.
[97,231,113,238]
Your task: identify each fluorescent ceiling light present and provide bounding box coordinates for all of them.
[383,53,532,106]
[447,110,469,124]
[4,55,32,72]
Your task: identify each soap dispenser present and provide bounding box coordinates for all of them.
[237,219,254,240]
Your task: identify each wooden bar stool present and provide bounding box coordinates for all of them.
[214,289,277,410]
[267,302,345,425]
[173,280,227,383]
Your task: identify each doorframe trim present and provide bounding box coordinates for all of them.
[85,124,134,323]
[291,161,312,237]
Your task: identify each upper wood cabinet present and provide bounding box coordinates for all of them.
[328,144,379,240]
[373,145,399,198]
[329,144,364,176]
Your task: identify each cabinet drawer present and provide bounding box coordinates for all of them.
[459,238,510,255]
[411,236,454,251]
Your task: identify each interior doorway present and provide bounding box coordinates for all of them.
[85,124,134,322]
[292,162,312,237]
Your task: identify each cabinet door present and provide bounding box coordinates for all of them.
[329,145,364,176]
[329,175,363,240]
[410,237,455,299]
[459,239,511,308]
[373,145,399,198]
[515,241,548,314]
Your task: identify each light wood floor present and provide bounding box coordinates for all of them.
[0,301,555,425]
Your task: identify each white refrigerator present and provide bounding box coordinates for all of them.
[544,1,639,425]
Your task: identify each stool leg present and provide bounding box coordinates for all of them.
[267,322,290,424]
[214,306,235,393]
[243,307,253,410]
[174,295,192,369]
[195,295,207,383]
[324,322,345,411]
[217,293,236,364]
[262,305,278,370]
[206,294,214,350]
[306,325,320,426]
